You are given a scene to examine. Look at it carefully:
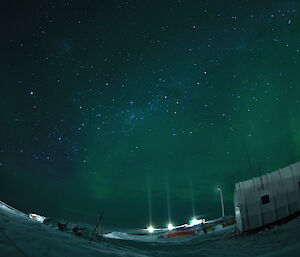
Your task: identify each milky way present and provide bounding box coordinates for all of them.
[1,0,299,228]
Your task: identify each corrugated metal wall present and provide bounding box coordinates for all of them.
[234,161,300,233]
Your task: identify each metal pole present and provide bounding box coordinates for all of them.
[218,186,225,218]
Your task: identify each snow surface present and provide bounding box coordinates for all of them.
[103,224,235,243]
[0,204,148,257]
[1,201,300,257]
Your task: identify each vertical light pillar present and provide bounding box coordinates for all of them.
[218,186,225,218]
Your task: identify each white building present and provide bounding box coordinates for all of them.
[234,161,300,233]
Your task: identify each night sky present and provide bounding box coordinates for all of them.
[1,0,300,229]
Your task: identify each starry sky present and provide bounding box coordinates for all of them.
[1,0,300,228]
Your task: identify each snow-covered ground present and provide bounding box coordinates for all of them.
[0,202,148,257]
[1,201,300,257]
